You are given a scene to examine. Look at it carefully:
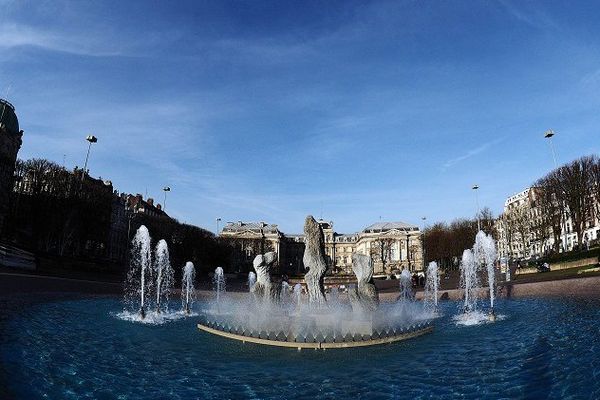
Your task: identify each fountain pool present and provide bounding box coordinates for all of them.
[1,295,600,399]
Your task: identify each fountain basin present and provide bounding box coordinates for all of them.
[197,320,433,349]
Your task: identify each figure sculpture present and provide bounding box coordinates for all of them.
[251,251,279,303]
[302,215,327,306]
[348,253,379,312]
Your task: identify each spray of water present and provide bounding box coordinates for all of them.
[182,262,196,314]
[459,248,479,313]
[293,283,303,312]
[154,239,174,313]
[213,267,226,309]
[474,231,497,309]
[424,261,439,312]
[248,272,256,291]
[124,225,153,319]
[399,269,413,302]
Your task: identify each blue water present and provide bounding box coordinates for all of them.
[1,295,600,399]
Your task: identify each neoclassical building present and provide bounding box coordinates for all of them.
[219,219,423,276]
[0,99,23,236]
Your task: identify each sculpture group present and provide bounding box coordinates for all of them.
[251,215,379,311]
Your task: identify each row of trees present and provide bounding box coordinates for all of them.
[423,208,495,270]
[4,158,113,257]
[3,157,235,276]
[131,213,233,279]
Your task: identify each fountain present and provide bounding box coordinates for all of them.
[424,261,439,313]
[213,267,226,309]
[293,283,303,311]
[281,281,291,305]
[182,262,196,314]
[398,268,413,302]
[125,225,153,319]
[196,215,434,349]
[474,231,497,320]
[154,239,174,313]
[456,230,498,324]
[248,271,256,291]
[460,248,479,314]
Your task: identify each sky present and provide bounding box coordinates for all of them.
[1,0,599,234]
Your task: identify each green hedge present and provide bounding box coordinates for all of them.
[538,246,600,264]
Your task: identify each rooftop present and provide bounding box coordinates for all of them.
[362,222,419,233]
[221,221,280,234]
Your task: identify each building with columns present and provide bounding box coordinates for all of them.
[0,99,23,237]
[219,219,423,276]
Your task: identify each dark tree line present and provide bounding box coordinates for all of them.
[3,157,234,276]
[130,213,233,279]
[5,158,113,258]
[423,208,495,271]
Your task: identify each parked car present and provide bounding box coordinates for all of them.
[536,262,550,273]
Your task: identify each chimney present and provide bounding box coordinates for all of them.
[147,198,154,206]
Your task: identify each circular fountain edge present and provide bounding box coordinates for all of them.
[196,323,433,349]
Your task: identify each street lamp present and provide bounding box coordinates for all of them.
[421,216,426,270]
[82,135,98,181]
[162,186,171,212]
[543,129,568,252]
[472,184,481,232]
[544,129,558,167]
[216,217,222,235]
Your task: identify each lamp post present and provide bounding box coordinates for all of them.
[216,217,222,235]
[82,135,98,181]
[421,216,426,270]
[544,129,568,253]
[472,184,481,232]
[162,186,171,212]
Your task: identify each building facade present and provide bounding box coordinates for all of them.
[0,99,23,236]
[496,187,600,260]
[219,219,423,276]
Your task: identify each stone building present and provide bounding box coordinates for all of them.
[219,221,285,273]
[219,218,423,276]
[0,99,23,236]
[495,187,600,260]
[125,193,169,218]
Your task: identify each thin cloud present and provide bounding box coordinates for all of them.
[443,137,504,169]
[497,0,559,30]
[0,23,126,57]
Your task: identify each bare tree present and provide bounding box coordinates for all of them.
[531,179,563,254]
[590,155,600,225]
[511,203,531,258]
[549,156,595,250]
[371,237,394,273]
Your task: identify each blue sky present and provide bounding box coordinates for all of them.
[1,0,599,234]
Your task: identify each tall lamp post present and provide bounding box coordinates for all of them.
[544,129,568,252]
[82,135,98,181]
[216,217,222,235]
[421,216,427,270]
[472,184,481,232]
[162,186,171,212]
